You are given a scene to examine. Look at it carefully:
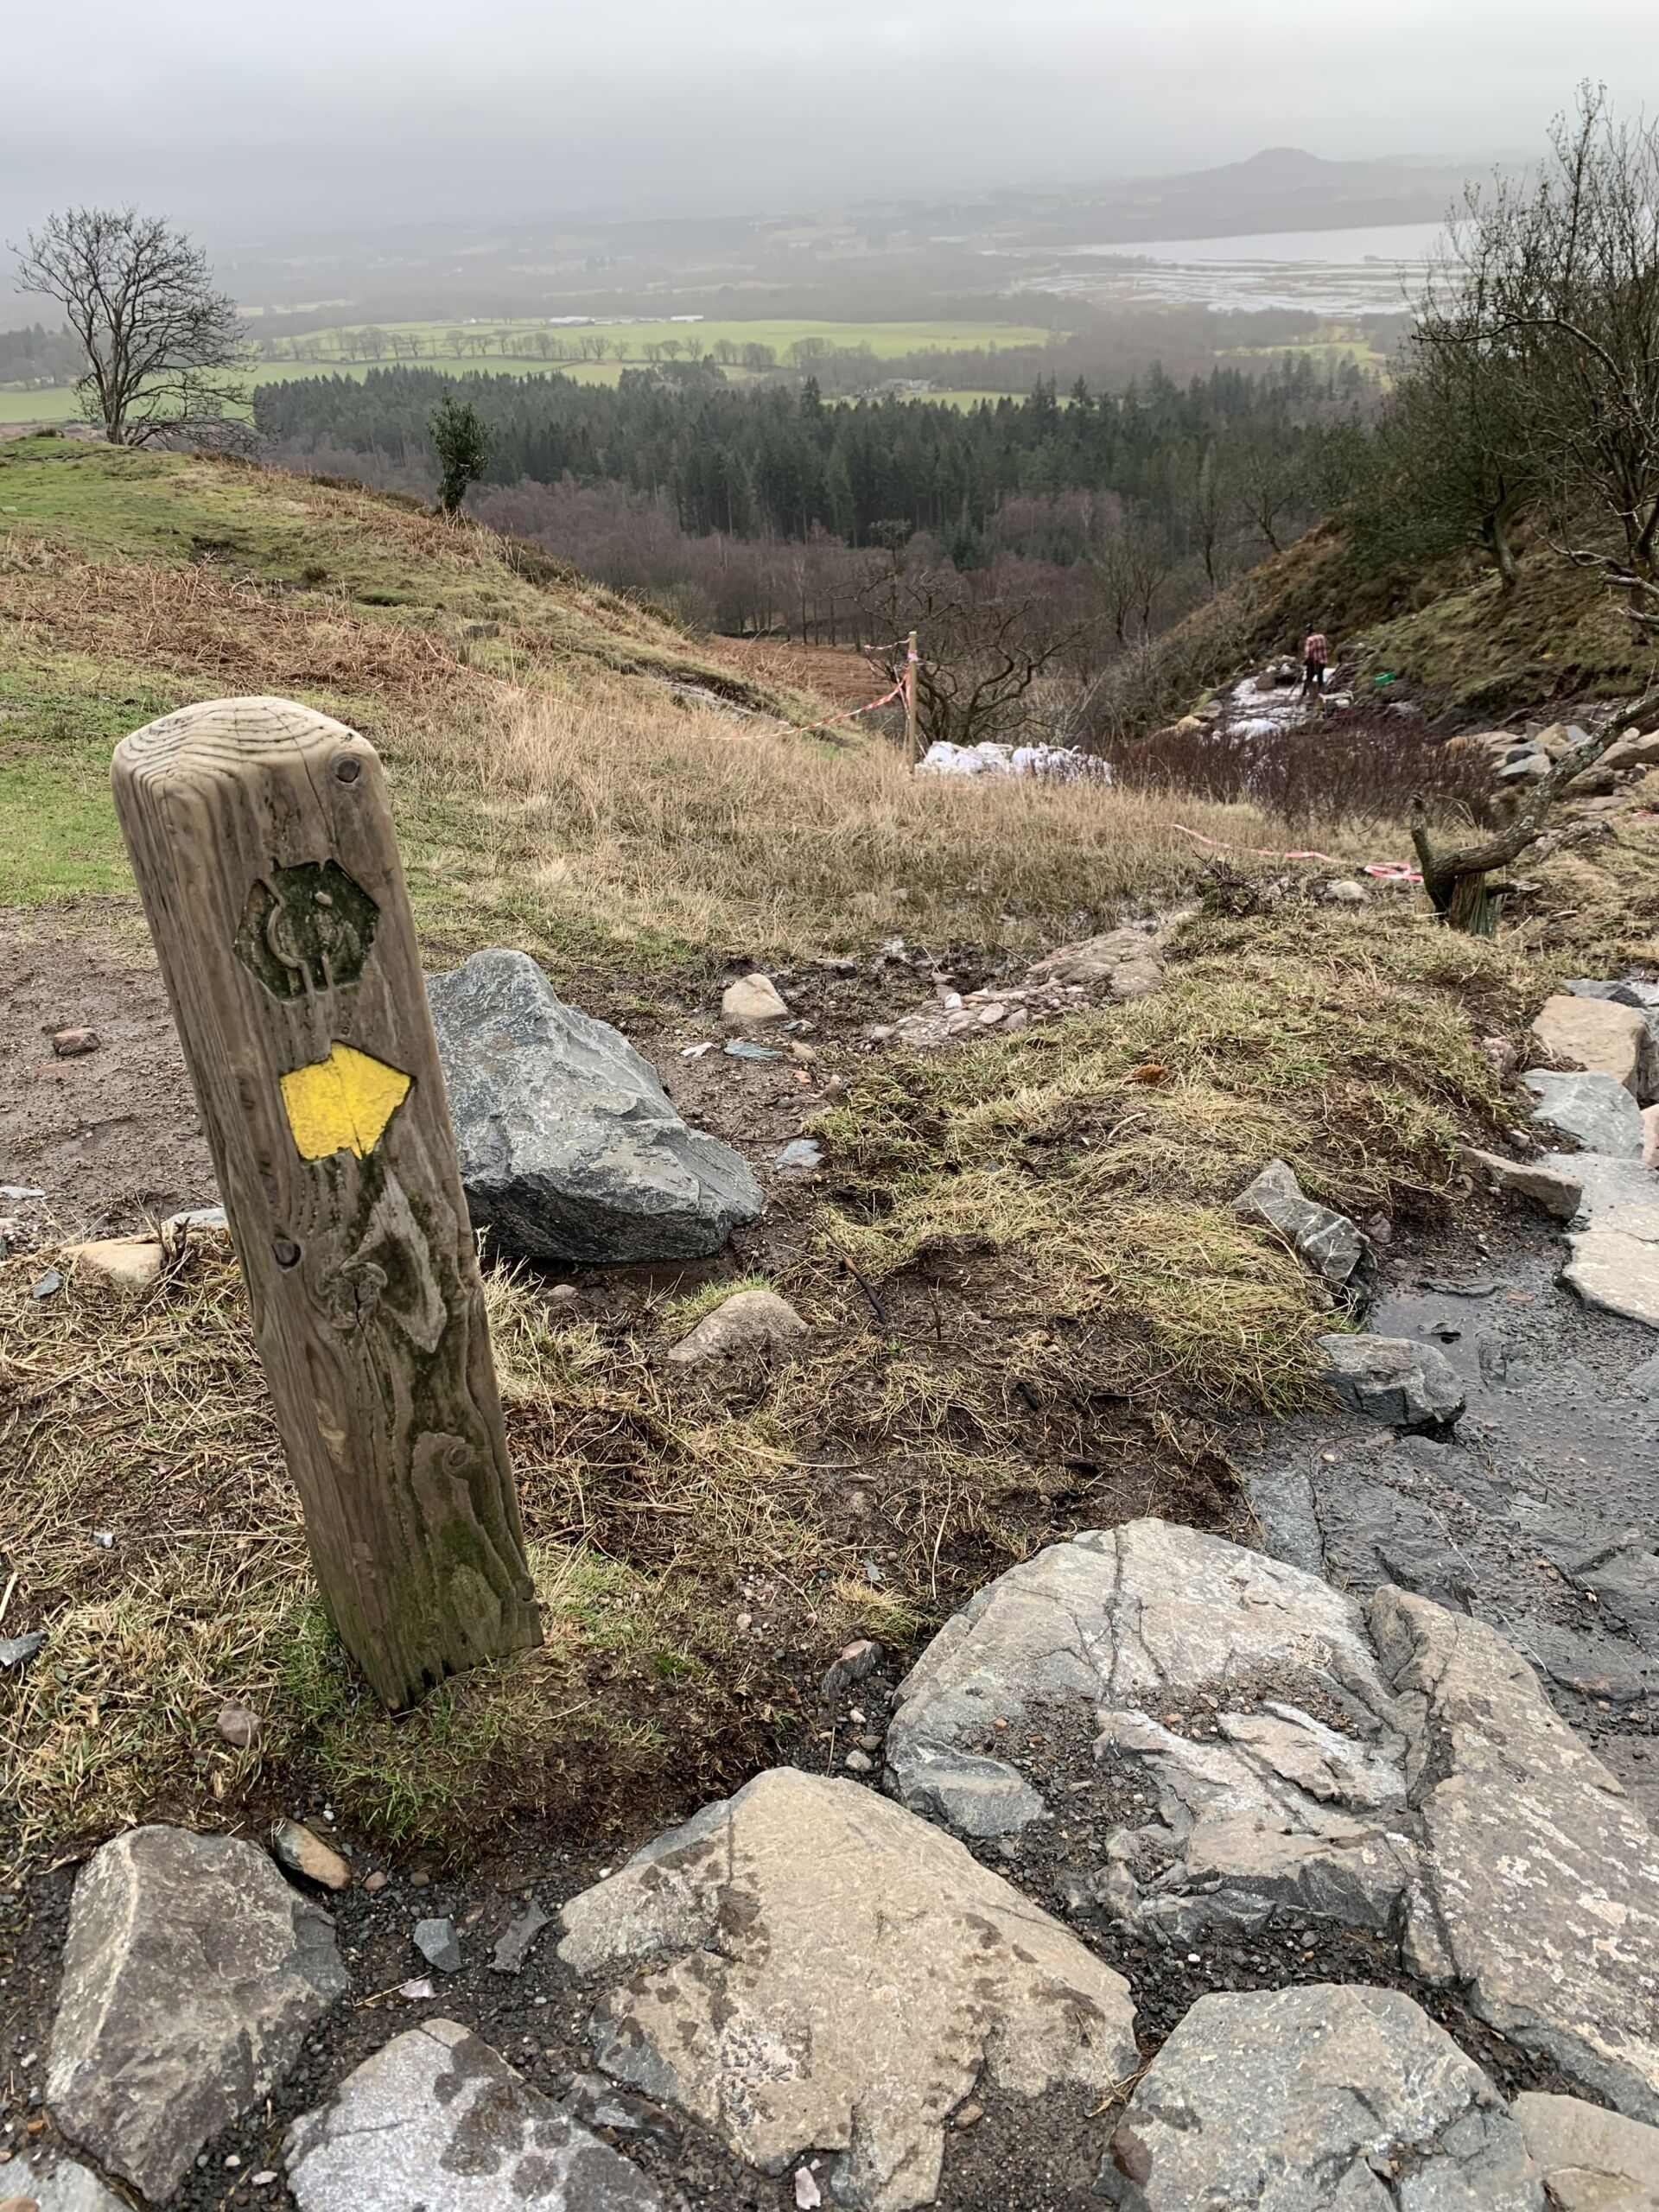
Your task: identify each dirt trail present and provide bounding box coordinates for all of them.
[0,906,213,1240]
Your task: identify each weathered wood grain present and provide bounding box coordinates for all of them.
[111,696,540,1707]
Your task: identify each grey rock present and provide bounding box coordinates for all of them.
[18,2158,132,2212]
[284,2017,663,2210]
[1548,1152,1659,1241]
[664,1287,807,1367]
[557,1767,1135,2212]
[0,1631,45,1669]
[775,1138,823,1171]
[1564,1230,1659,1330]
[1373,1587,1659,2121]
[490,1902,553,1974]
[1244,1465,1324,1575]
[724,1039,782,1062]
[887,1520,1417,1943]
[1523,1071,1645,1157]
[428,949,762,1264]
[1318,1332,1466,1429]
[721,971,789,1024]
[1459,1144,1584,1221]
[1232,1159,1372,1296]
[1511,2089,1659,2209]
[1548,1151,1659,1327]
[1630,1353,1659,1397]
[1099,1984,1542,2210]
[563,2071,681,2146]
[819,1637,881,1700]
[411,1916,461,1972]
[48,1824,346,2201]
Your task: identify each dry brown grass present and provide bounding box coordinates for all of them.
[2,533,485,716]
[398,688,1423,966]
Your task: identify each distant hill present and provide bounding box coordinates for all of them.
[1017,147,1494,246]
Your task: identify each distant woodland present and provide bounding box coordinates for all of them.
[257,356,1370,645]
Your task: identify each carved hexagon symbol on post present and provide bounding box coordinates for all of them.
[234,861,379,998]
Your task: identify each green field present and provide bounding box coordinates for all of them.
[0,316,1058,424]
[256,314,1054,364]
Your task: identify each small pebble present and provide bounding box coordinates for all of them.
[51,1027,100,1057]
[215,1700,262,1749]
[795,2168,823,2209]
[546,1283,579,1308]
[413,1916,462,1974]
[843,1749,873,1774]
[954,2101,985,2130]
[363,1870,389,1893]
[271,1818,352,1891]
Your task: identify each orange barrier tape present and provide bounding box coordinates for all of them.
[1172,824,1421,880]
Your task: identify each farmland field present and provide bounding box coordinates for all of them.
[0,315,1060,423]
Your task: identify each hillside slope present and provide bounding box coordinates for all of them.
[0,432,814,916]
[1121,524,1656,732]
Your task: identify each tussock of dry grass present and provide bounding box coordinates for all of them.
[817,895,1531,1411]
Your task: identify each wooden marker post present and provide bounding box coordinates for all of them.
[905,629,920,760]
[112,696,540,1707]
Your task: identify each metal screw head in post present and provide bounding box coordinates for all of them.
[111,696,540,1707]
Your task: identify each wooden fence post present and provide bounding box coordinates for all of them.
[111,696,541,1707]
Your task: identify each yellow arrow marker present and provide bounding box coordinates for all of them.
[280,1043,412,1161]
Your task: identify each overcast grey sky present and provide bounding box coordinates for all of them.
[6,0,1658,240]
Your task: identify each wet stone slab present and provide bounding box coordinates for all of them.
[283,2017,665,2211]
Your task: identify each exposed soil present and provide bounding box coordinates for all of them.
[0,905,214,1244]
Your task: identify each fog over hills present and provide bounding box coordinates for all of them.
[5,0,1652,242]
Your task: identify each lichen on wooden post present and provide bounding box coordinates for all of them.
[111,696,540,1707]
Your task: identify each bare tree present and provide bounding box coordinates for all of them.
[1234,428,1310,553]
[14,207,246,444]
[860,559,1083,751]
[1426,86,1659,626]
[1085,515,1174,645]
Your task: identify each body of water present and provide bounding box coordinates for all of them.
[1036,219,1449,315]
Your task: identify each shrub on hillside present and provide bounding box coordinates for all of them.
[1104,713,1495,831]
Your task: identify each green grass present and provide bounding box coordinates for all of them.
[0,317,1062,423]
[0,677,169,900]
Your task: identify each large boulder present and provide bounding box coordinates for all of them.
[1232,1159,1373,1299]
[885,1519,1418,1941]
[556,1767,1136,2212]
[1531,994,1658,1102]
[885,1521,1659,2122]
[1375,1587,1659,2121]
[1099,1985,1543,2210]
[428,950,763,1263]
[284,2018,664,2210]
[47,1826,346,2201]
[1523,1071,1646,1157]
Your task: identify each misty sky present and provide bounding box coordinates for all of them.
[6,0,1659,242]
